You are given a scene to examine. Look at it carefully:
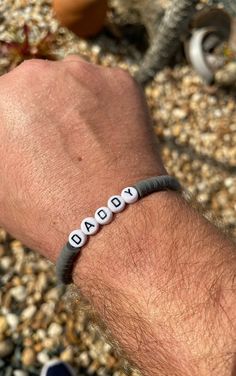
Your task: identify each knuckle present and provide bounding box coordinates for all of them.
[112,67,139,91]
[19,59,51,74]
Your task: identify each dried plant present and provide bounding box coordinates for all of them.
[0,24,58,70]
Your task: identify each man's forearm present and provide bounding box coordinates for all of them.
[0,58,234,376]
[72,192,236,376]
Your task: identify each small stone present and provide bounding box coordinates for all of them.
[36,329,46,341]
[13,371,28,376]
[48,323,63,338]
[45,288,60,301]
[23,338,33,348]
[225,177,234,188]
[172,108,188,120]
[60,347,74,363]
[0,340,14,358]
[0,256,12,270]
[22,348,36,366]
[78,351,90,367]
[6,314,19,330]
[21,305,37,321]
[36,272,47,292]
[37,351,50,364]
[34,342,44,353]
[43,338,55,350]
[10,286,27,302]
[0,316,8,334]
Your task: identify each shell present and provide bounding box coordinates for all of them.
[53,0,108,38]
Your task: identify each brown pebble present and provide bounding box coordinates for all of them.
[23,338,33,347]
[0,316,8,335]
[34,342,44,353]
[0,340,14,358]
[22,348,36,366]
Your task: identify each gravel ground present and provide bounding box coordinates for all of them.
[0,0,235,375]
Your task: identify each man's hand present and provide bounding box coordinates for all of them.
[0,57,235,376]
[0,56,165,260]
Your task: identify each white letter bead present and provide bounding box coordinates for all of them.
[107,195,126,213]
[68,229,87,248]
[81,217,99,236]
[95,207,113,225]
[121,187,139,204]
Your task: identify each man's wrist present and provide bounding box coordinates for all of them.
[70,190,236,376]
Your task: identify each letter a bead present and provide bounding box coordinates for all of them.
[107,195,126,213]
[81,217,99,236]
[95,207,113,225]
[68,229,87,248]
[121,187,139,204]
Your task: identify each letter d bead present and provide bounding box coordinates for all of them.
[107,195,126,213]
[68,229,87,248]
[95,207,113,225]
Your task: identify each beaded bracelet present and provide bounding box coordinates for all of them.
[56,175,181,285]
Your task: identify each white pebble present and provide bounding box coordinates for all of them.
[37,351,50,365]
[14,371,28,376]
[41,302,55,317]
[225,177,234,188]
[95,207,113,225]
[121,187,139,204]
[45,288,60,301]
[107,195,126,213]
[36,329,46,341]
[81,217,99,236]
[48,323,63,338]
[10,286,27,302]
[68,229,87,248]
[21,305,37,321]
[0,257,12,270]
[6,314,19,330]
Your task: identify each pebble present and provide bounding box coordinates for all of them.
[0,340,14,358]
[60,347,74,363]
[43,338,55,350]
[21,305,37,321]
[10,286,27,302]
[45,287,60,301]
[13,369,28,376]
[13,371,28,376]
[36,272,47,292]
[0,316,8,334]
[172,107,188,120]
[37,350,50,364]
[0,256,12,270]
[48,323,63,338]
[79,351,90,367]
[6,314,19,330]
[22,348,36,367]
